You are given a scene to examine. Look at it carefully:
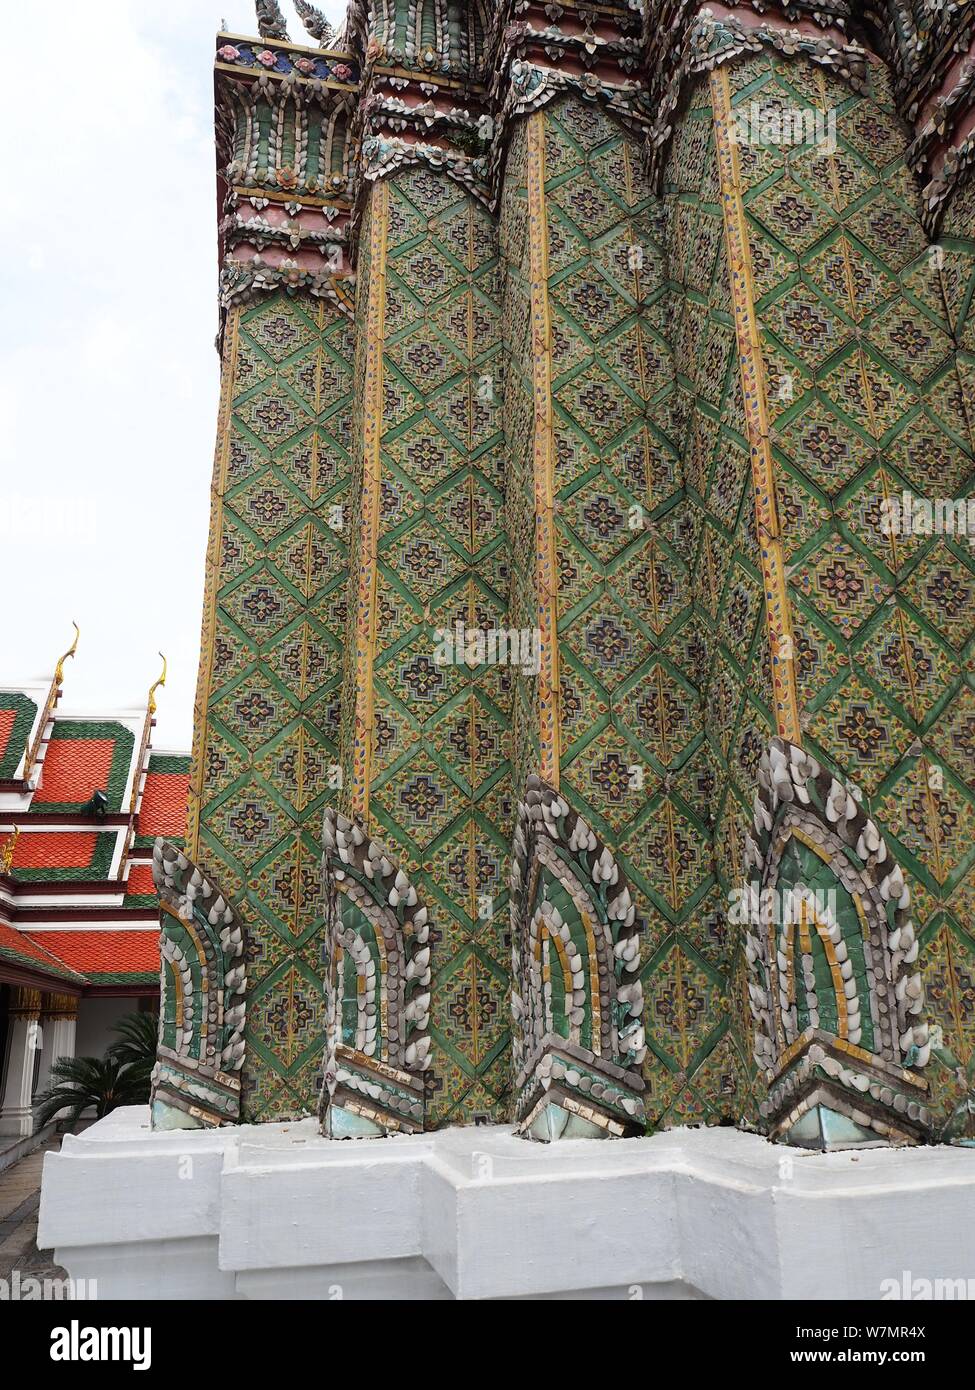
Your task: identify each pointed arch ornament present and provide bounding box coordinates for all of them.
[510,775,646,1141]
[319,811,430,1138]
[744,739,932,1148]
[150,841,246,1129]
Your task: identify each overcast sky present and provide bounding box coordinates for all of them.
[1,0,347,751]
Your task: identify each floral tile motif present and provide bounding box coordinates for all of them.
[903,546,975,651]
[874,760,975,887]
[927,686,975,785]
[853,607,958,723]
[245,300,319,363]
[803,238,897,322]
[622,799,712,914]
[640,941,721,1071]
[221,568,304,645]
[794,535,891,639]
[237,382,312,450]
[775,397,870,497]
[808,673,913,794]
[870,300,955,386]
[762,280,851,371]
[749,178,829,254]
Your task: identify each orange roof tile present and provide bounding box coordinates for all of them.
[34,738,116,807]
[0,922,85,982]
[12,831,100,871]
[125,863,157,896]
[25,930,159,981]
[138,771,189,837]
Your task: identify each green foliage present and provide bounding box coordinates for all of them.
[34,1010,159,1128]
[34,1056,149,1129]
[107,1011,159,1089]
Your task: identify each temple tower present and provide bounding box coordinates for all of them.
[155,0,975,1149]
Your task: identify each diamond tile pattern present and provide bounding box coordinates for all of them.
[707,53,975,1121]
[187,53,975,1133]
[193,296,353,1121]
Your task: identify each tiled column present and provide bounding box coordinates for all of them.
[336,165,512,1128]
[670,39,975,1143]
[499,93,728,1136]
[0,988,42,1137]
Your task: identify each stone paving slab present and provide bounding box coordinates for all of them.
[0,1138,67,1287]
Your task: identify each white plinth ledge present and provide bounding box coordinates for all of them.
[38,1108,975,1300]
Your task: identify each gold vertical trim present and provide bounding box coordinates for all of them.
[526,111,562,786]
[710,69,802,746]
[130,654,168,816]
[187,307,242,857]
[350,179,390,824]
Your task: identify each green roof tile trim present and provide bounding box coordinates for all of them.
[133,834,184,851]
[146,753,191,774]
[86,970,158,986]
[122,893,159,909]
[0,939,85,984]
[10,832,119,883]
[0,692,37,779]
[35,721,136,814]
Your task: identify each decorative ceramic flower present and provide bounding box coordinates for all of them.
[332,63,352,81]
[295,56,315,75]
[217,45,240,61]
[257,49,277,68]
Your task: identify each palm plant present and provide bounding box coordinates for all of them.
[34,1056,150,1128]
[107,1011,159,1090]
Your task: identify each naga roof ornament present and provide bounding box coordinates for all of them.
[255,0,290,41]
[294,0,335,45]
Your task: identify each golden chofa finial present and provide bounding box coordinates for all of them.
[0,827,20,876]
[147,653,168,718]
[54,621,80,687]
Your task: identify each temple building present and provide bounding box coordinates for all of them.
[0,634,189,1143]
[36,0,975,1299]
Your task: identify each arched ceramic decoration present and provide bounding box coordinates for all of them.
[151,840,246,1129]
[319,811,430,1137]
[744,738,932,1149]
[510,775,646,1141]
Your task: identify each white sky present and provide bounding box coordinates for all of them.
[0,0,347,751]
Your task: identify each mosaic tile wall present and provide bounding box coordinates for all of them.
[674,51,975,1134]
[187,51,975,1134]
[339,167,514,1125]
[189,292,354,1121]
[500,96,740,1129]
[664,77,774,1126]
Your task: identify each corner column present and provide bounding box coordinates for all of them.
[0,988,42,1137]
[34,993,78,1108]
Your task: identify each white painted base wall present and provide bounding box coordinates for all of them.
[38,1108,975,1300]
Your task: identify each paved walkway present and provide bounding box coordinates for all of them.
[0,1137,66,1285]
